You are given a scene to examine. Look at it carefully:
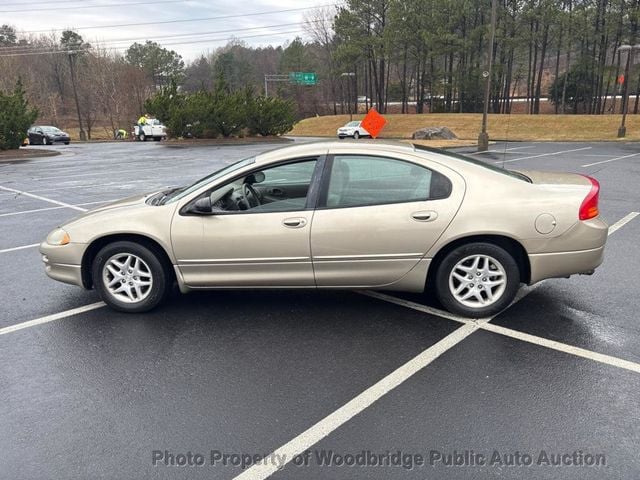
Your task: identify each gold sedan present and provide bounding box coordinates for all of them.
[40,141,607,317]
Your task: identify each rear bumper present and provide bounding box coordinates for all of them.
[528,245,605,284]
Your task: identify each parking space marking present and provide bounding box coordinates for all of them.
[0,243,40,254]
[495,146,592,164]
[0,302,105,336]
[581,152,640,167]
[608,212,640,234]
[481,323,640,374]
[0,200,113,218]
[233,323,480,480]
[0,186,88,212]
[468,145,536,155]
[360,291,480,324]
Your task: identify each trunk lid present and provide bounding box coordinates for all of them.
[513,169,592,186]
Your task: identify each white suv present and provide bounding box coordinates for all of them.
[336,121,370,139]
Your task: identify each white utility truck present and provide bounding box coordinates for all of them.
[133,119,167,141]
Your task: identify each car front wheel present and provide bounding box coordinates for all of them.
[435,242,520,318]
[92,241,170,313]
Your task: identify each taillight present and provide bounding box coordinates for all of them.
[579,176,600,220]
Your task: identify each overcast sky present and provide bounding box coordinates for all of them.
[5,0,327,61]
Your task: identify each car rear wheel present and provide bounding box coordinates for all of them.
[42,137,48,145]
[353,131,360,139]
[140,132,147,141]
[435,242,520,318]
[92,241,170,313]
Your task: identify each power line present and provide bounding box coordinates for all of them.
[16,4,338,33]
[2,0,169,6]
[0,21,320,53]
[0,29,306,57]
[0,0,188,13]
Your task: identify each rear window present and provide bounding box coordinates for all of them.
[414,144,532,182]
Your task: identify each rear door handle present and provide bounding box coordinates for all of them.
[283,217,307,228]
[411,210,438,222]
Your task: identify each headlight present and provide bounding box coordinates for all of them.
[47,228,70,245]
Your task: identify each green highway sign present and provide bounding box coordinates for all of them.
[289,72,317,85]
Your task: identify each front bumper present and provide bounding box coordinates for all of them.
[39,242,87,287]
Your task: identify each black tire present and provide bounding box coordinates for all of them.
[92,241,170,313]
[139,132,147,142]
[434,242,520,318]
[64,142,69,145]
[42,137,48,145]
[353,131,360,139]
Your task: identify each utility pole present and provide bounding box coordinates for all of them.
[616,44,640,138]
[68,52,86,141]
[478,0,497,151]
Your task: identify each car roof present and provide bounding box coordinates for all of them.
[255,140,417,164]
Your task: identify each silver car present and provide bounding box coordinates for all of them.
[40,141,607,317]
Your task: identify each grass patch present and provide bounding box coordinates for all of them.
[290,114,640,142]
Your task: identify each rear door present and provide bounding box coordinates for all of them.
[310,153,465,287]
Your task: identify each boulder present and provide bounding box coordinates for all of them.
[411,126,457,140]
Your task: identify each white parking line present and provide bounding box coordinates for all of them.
[0,200,112,218]
[608,212,639,234]
[581,152,640,167]
[359,291,479,324]
[0,243,40,254]
[0,302,105,336]
[494,146,592,164]
[233,323,479,480]
[481,323,640,374]
[0,186,88,212]
[468,145,536,155]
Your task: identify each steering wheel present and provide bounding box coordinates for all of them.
[241,183,262,209]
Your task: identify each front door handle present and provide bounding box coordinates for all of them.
[283,217,307,228]
[411,210,438,222]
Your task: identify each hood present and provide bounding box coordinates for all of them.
[62,191,161,227]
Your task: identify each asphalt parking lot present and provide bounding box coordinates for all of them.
[1,139,639,479]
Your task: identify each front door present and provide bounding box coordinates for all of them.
[171,158,320,287]
[310,154,464,287]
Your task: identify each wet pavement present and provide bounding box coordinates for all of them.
[1,140,639,479]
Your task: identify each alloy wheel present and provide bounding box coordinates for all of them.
[448,254,507,308]
[102,253,153,303]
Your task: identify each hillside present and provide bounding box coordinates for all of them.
[290,114,640,142]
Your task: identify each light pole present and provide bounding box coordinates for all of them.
[478,0,497,152]
[341,72,355,121]
[617,44,640,138]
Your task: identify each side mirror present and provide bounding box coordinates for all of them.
[190,196,212,214]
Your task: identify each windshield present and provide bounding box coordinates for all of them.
[346,121,360,127]
[41,126,62,133]
[162,156,256,204]
[414,145,531,182]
